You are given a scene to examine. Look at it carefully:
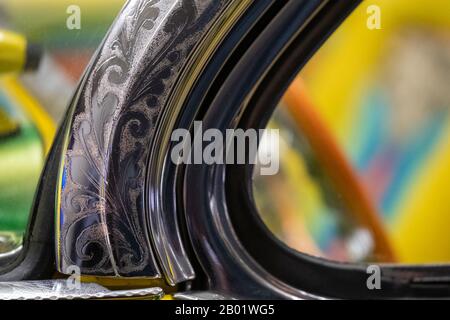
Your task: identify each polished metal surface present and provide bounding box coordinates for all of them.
[56,0,229,283]
[145,0,252,286]
[0,280,163,300]
[173,291,234,300]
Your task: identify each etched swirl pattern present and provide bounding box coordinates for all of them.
[58,0,227,278]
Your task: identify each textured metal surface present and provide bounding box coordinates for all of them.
[0,280,163,300]
[56,0,228,282]
[174,291,234,300]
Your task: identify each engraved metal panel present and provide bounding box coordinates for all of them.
[56,0,228,282]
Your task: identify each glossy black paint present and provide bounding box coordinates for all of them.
[181,0,328,299]
[181,0,450,298]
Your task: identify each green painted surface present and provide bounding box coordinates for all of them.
[0,89,44,234]
[2,0,125,49]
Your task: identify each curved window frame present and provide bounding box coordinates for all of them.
[180,0,450,299]
[223,0,450,298]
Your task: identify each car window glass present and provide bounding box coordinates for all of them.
[254,0,450,264]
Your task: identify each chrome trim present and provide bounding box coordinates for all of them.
[174,291,234,300]
[145,0,253,285]
[0,280,163,300]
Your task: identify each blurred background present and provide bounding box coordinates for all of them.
[0,0,125,253]
[255,0,450,264]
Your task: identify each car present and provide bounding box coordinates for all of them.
[0,0,449,300]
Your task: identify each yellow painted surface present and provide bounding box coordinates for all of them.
[0,30,26,74]
[391,118,450,263]
[2,77,55,154]
[302,0,450,262]
[303,0,450,142]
